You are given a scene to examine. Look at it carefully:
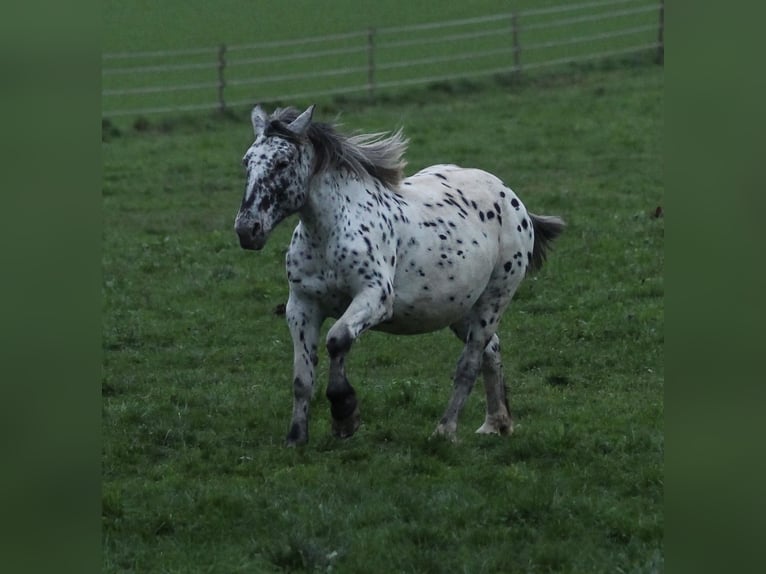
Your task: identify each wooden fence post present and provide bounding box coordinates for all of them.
[511,12,522,77]
[367,27,376,100]
[656,1,664,65]
[217,44,227,112]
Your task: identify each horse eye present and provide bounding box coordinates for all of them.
[274,159,290,171]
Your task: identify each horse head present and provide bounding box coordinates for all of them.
[234,105,315,250]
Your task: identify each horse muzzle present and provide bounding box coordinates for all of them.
[234,218,267,251]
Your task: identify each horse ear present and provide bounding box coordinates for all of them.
[251,105,269,136]
[286,105,315,137]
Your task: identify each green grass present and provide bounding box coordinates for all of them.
[102,0,605,52]
[102,0,661,119]
[103,63,663,572]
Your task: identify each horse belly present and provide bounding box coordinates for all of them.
[376,296,477,334]
[376,253,494,335]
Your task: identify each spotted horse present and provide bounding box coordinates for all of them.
[234,105,565,446]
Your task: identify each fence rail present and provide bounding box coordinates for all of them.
[102,0,664,118]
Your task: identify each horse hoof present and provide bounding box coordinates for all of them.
[285,438,306,447]
[285,422,309,446]
[431,423,458,443]
[475,417,514,436]
[331,406,361,439]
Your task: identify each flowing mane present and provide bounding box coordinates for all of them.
[265,107,408,188]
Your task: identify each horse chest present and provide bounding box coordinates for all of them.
[286,233,388,316]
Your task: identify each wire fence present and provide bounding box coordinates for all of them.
[102,0,664,119]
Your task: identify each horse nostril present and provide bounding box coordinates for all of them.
[252,222,261,235]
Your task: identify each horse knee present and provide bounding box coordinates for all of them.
[327,323,353,358]
[293,376,312,401]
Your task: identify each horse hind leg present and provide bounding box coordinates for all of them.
[441,331,514,438]
[433,339,483,441]
[475,334,513,435]
[434,319,488,441]
[442,289,515,440]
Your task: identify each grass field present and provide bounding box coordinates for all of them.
[102,59,663,572]
[102,0,661,119]
[102,0,602,52]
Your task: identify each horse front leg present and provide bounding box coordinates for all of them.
[285,294,323,446]
[326,345,360,439]
[325,284,394,439]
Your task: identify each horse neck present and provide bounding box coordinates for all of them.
[300,168,369,240]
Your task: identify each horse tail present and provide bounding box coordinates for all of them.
[529,213,566,272]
